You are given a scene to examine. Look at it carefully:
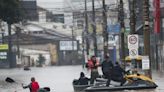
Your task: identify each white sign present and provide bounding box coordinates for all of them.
[128,35,139,49]
[59,41,77,50]
[108,35,115,46]
[129,48,138,59]
[142,56,150,70]
[0,52,7,60]
[39,11,46,23]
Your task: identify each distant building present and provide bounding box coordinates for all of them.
[1,22,81,68]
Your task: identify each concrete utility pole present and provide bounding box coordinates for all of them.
[8,23,13,68]
[102,0,108,57]
[119,0,126,68]
[129,0,136,34]
[85,0,90,59]
[143,0,152,78]
[92,0,98,56]
[16,27,21,59]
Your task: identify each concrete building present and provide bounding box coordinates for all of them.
[0,22,82,68]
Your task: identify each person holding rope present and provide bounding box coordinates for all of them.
[86,56,100,84]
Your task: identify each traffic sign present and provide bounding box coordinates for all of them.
[128,35,139,49]
[142,56,150,70]
[129,48,138,59]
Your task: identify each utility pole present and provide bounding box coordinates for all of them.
[16,27,20,58]
[143,0,152,78]
[85,0,90,59]
[92,0,97,56]
[119,0,126,68]
[8,23,13,68]
[102,0,108,57]
[71,17,75,64]
[71,26,74,51]
[129,0,136,34]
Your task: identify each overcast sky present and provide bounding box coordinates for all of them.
[37,0,64,8]
[36,0,117,9]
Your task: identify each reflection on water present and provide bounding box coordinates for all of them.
[0,66,163,92]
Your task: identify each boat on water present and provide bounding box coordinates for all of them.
[72,79,93,92]
[73,71,158,92]
[84,73,158,92]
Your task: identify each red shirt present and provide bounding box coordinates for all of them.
[31,81,39,92]
[87,59,99,70]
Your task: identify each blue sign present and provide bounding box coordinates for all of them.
[107,24,120,34]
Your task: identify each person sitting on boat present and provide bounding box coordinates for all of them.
[101,55,114,86]
[86,56,100,84]
[77,72,90,85]
[112,62,126,86]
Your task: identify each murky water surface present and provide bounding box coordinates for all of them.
[0,66,164,92]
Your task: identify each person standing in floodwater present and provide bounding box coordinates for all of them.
[22,77,40,92]
[101,55,114,86]
[86,56,100,84]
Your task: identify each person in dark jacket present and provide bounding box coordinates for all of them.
[101,56,114,86]
[77,72,90,85]
[112,62,126,86]
[22,77,40,92]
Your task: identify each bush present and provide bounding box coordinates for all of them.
[37,54,45,67]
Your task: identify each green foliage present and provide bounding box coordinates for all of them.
[0,0,23,24]
[37,54,46,67]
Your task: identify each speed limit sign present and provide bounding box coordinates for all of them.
[128,35,139,49]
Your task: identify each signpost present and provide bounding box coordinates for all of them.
[142,56,150,70]
[59,41,78,51]
[0,44,8,61]
[128,35,139,49]
[129,49,138,59]
[128,35,139,59]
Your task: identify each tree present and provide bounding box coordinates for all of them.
[0,0,23,68]
[0,0,23,24]
[37,54,46,67]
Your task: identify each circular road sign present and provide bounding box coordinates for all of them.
[129,35,137,44]
[130,49,138,56]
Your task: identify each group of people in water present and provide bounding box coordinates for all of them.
[77,55,126,86]
[23,55,125,92]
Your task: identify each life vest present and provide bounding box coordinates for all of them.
[87,59,99,70]
[31,81,39,92]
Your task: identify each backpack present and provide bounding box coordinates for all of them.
[31,82,39,92]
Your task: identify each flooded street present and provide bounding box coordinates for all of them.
[0,66,164,92]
